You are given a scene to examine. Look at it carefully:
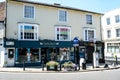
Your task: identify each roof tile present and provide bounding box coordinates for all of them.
[0,2,5,21]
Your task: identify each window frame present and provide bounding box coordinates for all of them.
[83,28,96,41]
[116,28,120,37]
[106,17,110,25]
[86,14,92,25]
[107,30,111,38]
[24,5,35,19]
[58,10,68,22]
[55,26,71,41]
[115,15,120,23]
[18,23,38,40]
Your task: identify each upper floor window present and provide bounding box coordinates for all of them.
[24,5,35,18]
[106,17,110,25]
[84,29,96,41]
[55,27,71,41]
[86,15,92,24]
[18,23,38,40]
[107,30,111,38]
[115,15,120,23]
[116,29,120,37]
[59,10,67,22]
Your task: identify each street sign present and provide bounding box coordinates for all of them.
[73,37,79,46]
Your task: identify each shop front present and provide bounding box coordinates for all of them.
[4,39,74,66]
[4,39,104,67]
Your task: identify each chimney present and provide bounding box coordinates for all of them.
[54,3,60,6]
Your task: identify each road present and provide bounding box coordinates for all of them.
[0,69,120,80]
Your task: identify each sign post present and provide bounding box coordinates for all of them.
[73,37,79,70]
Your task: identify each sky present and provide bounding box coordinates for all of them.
[0,0,120,13]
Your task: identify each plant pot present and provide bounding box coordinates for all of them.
[47,65,58,71]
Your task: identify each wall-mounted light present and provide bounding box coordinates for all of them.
[0,43,2,46]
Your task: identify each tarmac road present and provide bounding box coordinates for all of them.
[0,69,120,80]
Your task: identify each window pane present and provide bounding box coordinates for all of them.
[86,15,92,24]
[56,27,70,41]
[106,18,110,25]
[115,15,120,23]
[24,5,34,18]
[59,10,67,22]
[84,29,95,41]
[107,30,111,38]
[19,24,38,40]
[116,29,120,37]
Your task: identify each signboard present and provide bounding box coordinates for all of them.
[73,37,79,46]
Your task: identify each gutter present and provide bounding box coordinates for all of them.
[4,0,7,39]
[11,0,103,15]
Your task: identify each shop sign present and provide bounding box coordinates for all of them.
[6,41,14,46]
[40,42,59,46]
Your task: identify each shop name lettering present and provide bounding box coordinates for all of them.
[40,42,59,45]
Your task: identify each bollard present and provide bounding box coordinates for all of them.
[42,61,44,71]
[78,62,80,70]
[60,61,62,71]
[23,61,25,71]
[115,56,118,65]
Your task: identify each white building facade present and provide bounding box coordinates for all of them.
[102,9,120,64]
[0,0,104,67]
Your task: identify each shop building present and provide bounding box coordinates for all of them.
[102,8,120,64]
[0,0,104,67]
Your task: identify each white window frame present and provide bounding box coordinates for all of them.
[83,28,96,41]
[115,15,120,23]
[107,30,111,38]
[58,10,68,22]
[106,17,110,25]
[86,14,92,24]
[23,4,35,19]
[18,23,38,41]
[55,26,71,41]
[116,28,120,37]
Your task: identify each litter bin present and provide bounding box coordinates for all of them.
[82,63,86,70]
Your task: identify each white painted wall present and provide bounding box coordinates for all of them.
[102,8,120,62]
[7,1,102,41]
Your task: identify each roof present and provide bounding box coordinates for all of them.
[0,2,5,21]
[11,0,103,15]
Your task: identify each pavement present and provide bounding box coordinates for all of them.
[0,63,120,73]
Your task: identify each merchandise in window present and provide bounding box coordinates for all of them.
[56,27,71,41]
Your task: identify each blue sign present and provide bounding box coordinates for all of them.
[73,37,79,46]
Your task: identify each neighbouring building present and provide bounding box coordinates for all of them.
[0,0,104,67]
[102,9,120,64]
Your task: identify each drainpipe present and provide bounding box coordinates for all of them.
[100,16,103,42]
[4,0,8,40]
